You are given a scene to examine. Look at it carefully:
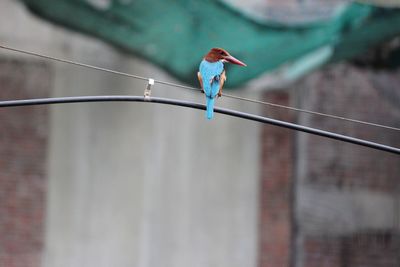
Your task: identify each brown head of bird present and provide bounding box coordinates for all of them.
[204,48,247,66]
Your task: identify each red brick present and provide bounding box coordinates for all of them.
[259,91,295,267]
[0,59,50,267]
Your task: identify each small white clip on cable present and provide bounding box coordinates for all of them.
[144,78,154,99]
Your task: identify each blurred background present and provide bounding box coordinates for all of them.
[0,0,399,267]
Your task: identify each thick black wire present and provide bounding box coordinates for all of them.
[0,95,399,155]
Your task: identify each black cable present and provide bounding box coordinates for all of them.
[0,95,399,155]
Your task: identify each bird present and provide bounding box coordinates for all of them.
[198,48,246,120]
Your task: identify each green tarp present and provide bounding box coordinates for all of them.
[22,0,400,87]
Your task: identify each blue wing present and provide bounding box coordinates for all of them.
[199,60,224,98]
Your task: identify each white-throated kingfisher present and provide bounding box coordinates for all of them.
[198,48,246,120]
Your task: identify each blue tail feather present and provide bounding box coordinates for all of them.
[206,96,215,120]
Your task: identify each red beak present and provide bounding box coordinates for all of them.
[224,55,247,66]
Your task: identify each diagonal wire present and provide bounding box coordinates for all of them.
[1,43,399,132]
[220,93,400,131]
[0,44,149,81]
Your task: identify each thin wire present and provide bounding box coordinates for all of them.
[0,44,149,82]
[1,43,399,132]
[0,95,399,155]
[221,93,400,131]
[156,75,400,132]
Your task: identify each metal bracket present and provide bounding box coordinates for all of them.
[144,78,154,99]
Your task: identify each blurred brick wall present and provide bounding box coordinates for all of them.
[0,59,50,267]
[300,65,400,190]
[258,64,400,267]
[259,91,296,267]
[297,65,400,267]
[304,233,400,267]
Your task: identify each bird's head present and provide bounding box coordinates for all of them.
[204,48,247,66]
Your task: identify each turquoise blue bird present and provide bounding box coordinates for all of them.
[198,48,246,120]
